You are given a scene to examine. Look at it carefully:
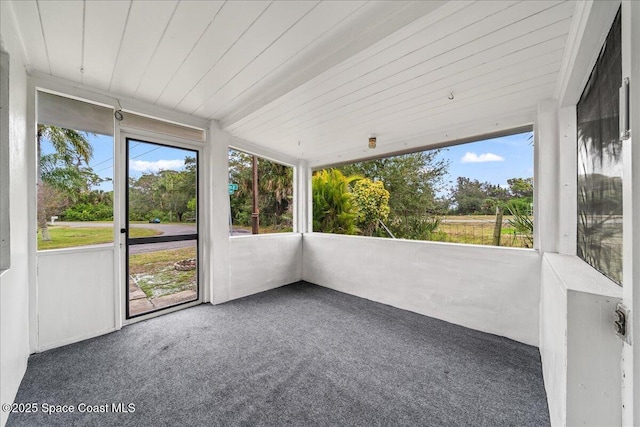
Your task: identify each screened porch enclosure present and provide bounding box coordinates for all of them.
[1,1,639,427]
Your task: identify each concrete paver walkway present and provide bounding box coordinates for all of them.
[128,276,196,317]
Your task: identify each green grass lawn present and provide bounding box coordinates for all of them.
[232,225,293,234]
[38,226,161,250]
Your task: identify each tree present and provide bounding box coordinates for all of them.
[228,149,293,230]
[127,156,197,222]
[507,178,533,199]
[312,169,359,235]
[351,178,390,236]
[450,177,486,215]
[338,151,449,238]
[449,177,526,215]
[37,125,93,241]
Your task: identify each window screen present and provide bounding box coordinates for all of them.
[36,92,115,250]
[576,8,622,284]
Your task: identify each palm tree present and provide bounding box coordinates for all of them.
[37,125,93,241]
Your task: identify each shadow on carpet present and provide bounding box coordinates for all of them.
[8,281,549,426]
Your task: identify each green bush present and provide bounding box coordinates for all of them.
[63,203,113,221]
[351,179,390,236]
[389,214,441,240]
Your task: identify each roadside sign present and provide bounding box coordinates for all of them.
[228,183,239,195]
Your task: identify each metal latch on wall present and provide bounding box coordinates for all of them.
[614,303,631,344]
[620,77,630,141]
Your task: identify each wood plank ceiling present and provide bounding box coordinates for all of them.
[7,0,575,164]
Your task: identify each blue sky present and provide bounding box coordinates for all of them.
[41,135,195,192]
[43,131,533,195]
[434,131,533,196]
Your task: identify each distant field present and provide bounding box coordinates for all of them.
[437,215,533,248]
[38,226,161,250]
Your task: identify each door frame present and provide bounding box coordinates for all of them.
[117,128,205,327]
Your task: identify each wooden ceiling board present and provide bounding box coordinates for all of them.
[218,0,446,130]
[235,20,571,146]
[6,0,49,73]
[257,52,562,147]
[306,75,557,156]
[302,20,562,145]
[82,0,130,91]
[258,71,554,158]
[319,82,554,154]
[5,0,578,163]
[293,45,565,142]
[153,1,270,109]
[221,0,486,134]
[234,1,572,142]
[176,1,319,115]
[195,0,366,119]
[223,1,561,140]
[305,69,560,148]
[37,0,83,82]
[133,1,224,102]
[108,0,178,96]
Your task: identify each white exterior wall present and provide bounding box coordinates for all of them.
[536,2,633,425]
[541,254,622,427]
[229,234,302,300]
[303,233,541,346]
[206,121,231,304]
[36,248,115,350]
[0,3,31,426]
[621,1,640,424]
[540,257,568,427]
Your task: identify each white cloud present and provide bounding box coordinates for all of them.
[461,152,505,163]
[129,159,184,172]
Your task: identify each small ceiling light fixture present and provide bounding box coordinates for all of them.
[368,135,377,149]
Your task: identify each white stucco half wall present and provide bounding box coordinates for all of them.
[228,233,302,301]
[540,253,622,427]
[302,233,541,346]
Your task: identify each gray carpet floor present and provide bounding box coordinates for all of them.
[8,281,550,427]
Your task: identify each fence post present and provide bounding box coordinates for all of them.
[492,207,503,246]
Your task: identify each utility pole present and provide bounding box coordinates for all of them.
[251,155,259,234]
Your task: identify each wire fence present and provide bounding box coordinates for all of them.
[436,220,532,248]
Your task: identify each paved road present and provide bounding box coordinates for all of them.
[54,221,195,253]
[54,221,249,254]
[55,221,196,236]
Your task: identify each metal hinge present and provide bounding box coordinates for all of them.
[614,302,631,344]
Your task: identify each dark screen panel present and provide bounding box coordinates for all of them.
[576,8,622,285]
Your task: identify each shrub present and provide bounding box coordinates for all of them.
[63,202,113,221]
[351,179,390,236]
[312,169,359,235]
